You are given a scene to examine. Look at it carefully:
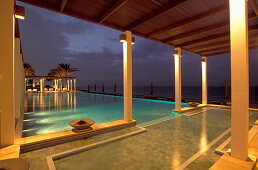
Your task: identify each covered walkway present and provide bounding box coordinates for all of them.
[0,0,258,169]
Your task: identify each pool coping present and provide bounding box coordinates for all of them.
[215,119,258,155]
[15,119,136,153]
[46,126,147,170]
[210,122,258,170]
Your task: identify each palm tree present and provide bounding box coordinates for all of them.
[48,63,78,88]
[57,63,78,77]
[24,62,35,76]
[48,68,62,77]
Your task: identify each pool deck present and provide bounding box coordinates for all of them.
[0,144,20,161]
[210,121,258,170]
[179,104,258,114]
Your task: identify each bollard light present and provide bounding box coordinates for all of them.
[173,48,182,58]
[14,5,25,20]
[119,34,135,44]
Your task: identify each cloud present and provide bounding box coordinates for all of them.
[63,20,95,35]
[19,4,95,76]
[107,37,118,42]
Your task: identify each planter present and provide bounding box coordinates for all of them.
[69,119,95,130]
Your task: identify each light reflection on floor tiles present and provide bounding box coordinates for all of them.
[20,126,143,170]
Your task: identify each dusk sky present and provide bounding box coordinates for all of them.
[18,2,258,87]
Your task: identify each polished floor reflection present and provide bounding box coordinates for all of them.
[54,108,258,170]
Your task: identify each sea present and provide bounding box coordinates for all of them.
[79,86,258,107]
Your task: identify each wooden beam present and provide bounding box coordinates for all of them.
[178,32,230,47]
[162,14,256,43]
[187,40,229,51]
[204,45,258,56]
[192,36,258,53]
[199,42,257,55]
[131,31,202,57]
[187,33,258,52]
[162,22,228,43]
[250,0,258,17]
[177,24,258,47]
[206,50,230,56]
[148,5,228,37]
[199,46,230,55]
[98,0,128,24]
[125,0,187,30]
[60,0,68,13]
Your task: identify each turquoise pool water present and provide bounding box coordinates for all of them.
[23,92,189,137]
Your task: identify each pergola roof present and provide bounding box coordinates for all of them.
[18,0,258,57]
[25,76,76,79]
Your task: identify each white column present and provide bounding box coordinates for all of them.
[42,79,44,92]
[60,79,62,92]
[54,79,57,91]
[70,79,73,92]
[174,47,182,112]
[40,79,43,92]
[74,79,76,92]
[25,78,27,91]
[122,31,133,121]
[230,0,249,160]
[0,0,15,147]
[202,57,207,105]
[56,79,59,91]
[67,79,70,91]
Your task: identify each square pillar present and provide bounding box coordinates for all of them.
[121,31,133,121]
[230,0,249,160]
[70,79,73,92]
[40,79,44,92]
[0,0,15,147]
[201,57,207,105]
[60,79,62,92]
[67,79,70,91]
[54,79,57,91]
[74,79,76,92]
[173,47,182,112]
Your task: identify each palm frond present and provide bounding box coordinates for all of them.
[24,62,35,76]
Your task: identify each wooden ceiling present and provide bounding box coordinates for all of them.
[18,0,258,57]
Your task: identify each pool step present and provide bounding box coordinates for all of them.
[15,120,136,153]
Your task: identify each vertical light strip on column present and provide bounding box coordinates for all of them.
[201,57,207,105]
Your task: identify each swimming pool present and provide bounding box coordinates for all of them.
[23,92,189,137]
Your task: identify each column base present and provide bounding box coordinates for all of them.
[210,149,257,170]
[172,109,181,113]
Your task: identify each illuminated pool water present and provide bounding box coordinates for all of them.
[23,92,189,137]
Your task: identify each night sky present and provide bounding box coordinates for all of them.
[18,2,258,88]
